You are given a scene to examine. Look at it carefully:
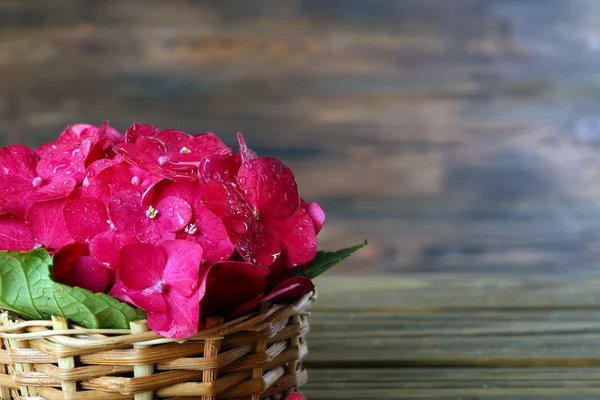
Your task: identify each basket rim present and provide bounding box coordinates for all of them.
[0,290,316,348]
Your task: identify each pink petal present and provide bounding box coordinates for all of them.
[82,158,119,187]
[27,176,77,202]
[56,124,98,146]
[108,189,144,235]
[262,277,314,303]
[26,199,74,251]
[125,288,168,314]
[155,196,192,232]
[226,293,264,319]
[268,207,317,267]
[236,132,258,164]
[199,261,268,319]
[63,256,110,293]
[135,219,176,244]
[237,157,299,219]
[63,197,109,243]
[144,180,203,206]
[198,153,238,184]
[0,215,36,251]
[159,240,202,297]
[235,220,282,267]
[119,243,166,290]
[0,175,33,217]
[286,394,305,400]
[89,230,137,269]
[125,123,159,143]
[147,288,199,338]
[200,181,251,235]
[53,243,89,283]
[0,145,38,178]
[36,143,87,183]
[306,201,326,234]
[109,281,136,305]
[181,201,234,264]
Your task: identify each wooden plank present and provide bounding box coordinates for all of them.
[313,275,600,310]
[306,276,600,367]
[303,368,600,399]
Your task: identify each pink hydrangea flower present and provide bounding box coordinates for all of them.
[110,240,203,338]
[200,157,317,267]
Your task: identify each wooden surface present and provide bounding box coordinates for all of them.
[4,1,600,274]
[305,275,600,399]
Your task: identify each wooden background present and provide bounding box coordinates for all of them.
[2,0,600,275]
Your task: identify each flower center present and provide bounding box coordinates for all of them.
[146,206,158,219]
[184,223,198,235]
[32,177,43,188]
[131,176,141,186]
[154,281,166,293]
[252,209,261,221]
[180,147,191,154]
[157,156,170,166]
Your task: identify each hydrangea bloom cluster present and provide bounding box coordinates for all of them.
[0,123,323,338]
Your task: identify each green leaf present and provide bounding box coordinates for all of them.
[0,249,145,328]
[299,241,367,280]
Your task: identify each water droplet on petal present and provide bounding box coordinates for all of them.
[168,207,174,212]
[212,172,221,180]
[32,177,43,188]
[158,156,170,166]
[131,176,141,186]
[33,242,43,250]
[239,177,247,185]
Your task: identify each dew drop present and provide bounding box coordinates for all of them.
[113,198,121,205]
[131,176,141,186]
[32,177,43,188]
[246,163,253,170]
[168,207,174,212]
[87,170,95,178]
[33,242,43,250]
[158,156,170,166]
[212,172,221,180]
[239,177,247,185]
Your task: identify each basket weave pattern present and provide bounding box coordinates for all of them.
[0,292,314,399]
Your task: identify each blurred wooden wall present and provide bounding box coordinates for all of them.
[2,0,600,274]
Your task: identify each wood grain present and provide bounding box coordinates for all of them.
[304,369,600,399]
[305,275,600,398]
[3,1,600,274]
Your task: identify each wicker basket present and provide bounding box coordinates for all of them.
[0,291,315,400]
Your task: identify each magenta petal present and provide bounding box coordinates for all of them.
[199,261,268,319]
[200,182,250,235]
[63,198,109,243]
[125,123,159,143]
[155,196,192,232]
[27,176,77,202]
[0,215,36,251]
[82,158,119,187]
[235,220,282,267]
[147,288,199,338]
[198,153,238,184]
[237,157,299,219]
[90,230,137,269]
[64,256,110,293]
[126,289,168,314]
[108,189,144,235]
[262,277,314,303]
[109,282,137,306]
[0,145,38,179]
[159,240,202,297]
[226,293,264,319]
[26,199,74,251]
[306,201,326,234]
[36,143,87,183]
[119,243,166,290]
[236,132,258,164]
[286,394,305,400]
[182,201,234,264]
[135,219,175,244]
[0,175,33,217]
[268,207,317,267]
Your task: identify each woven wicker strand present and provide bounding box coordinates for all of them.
[0,291,315,399]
